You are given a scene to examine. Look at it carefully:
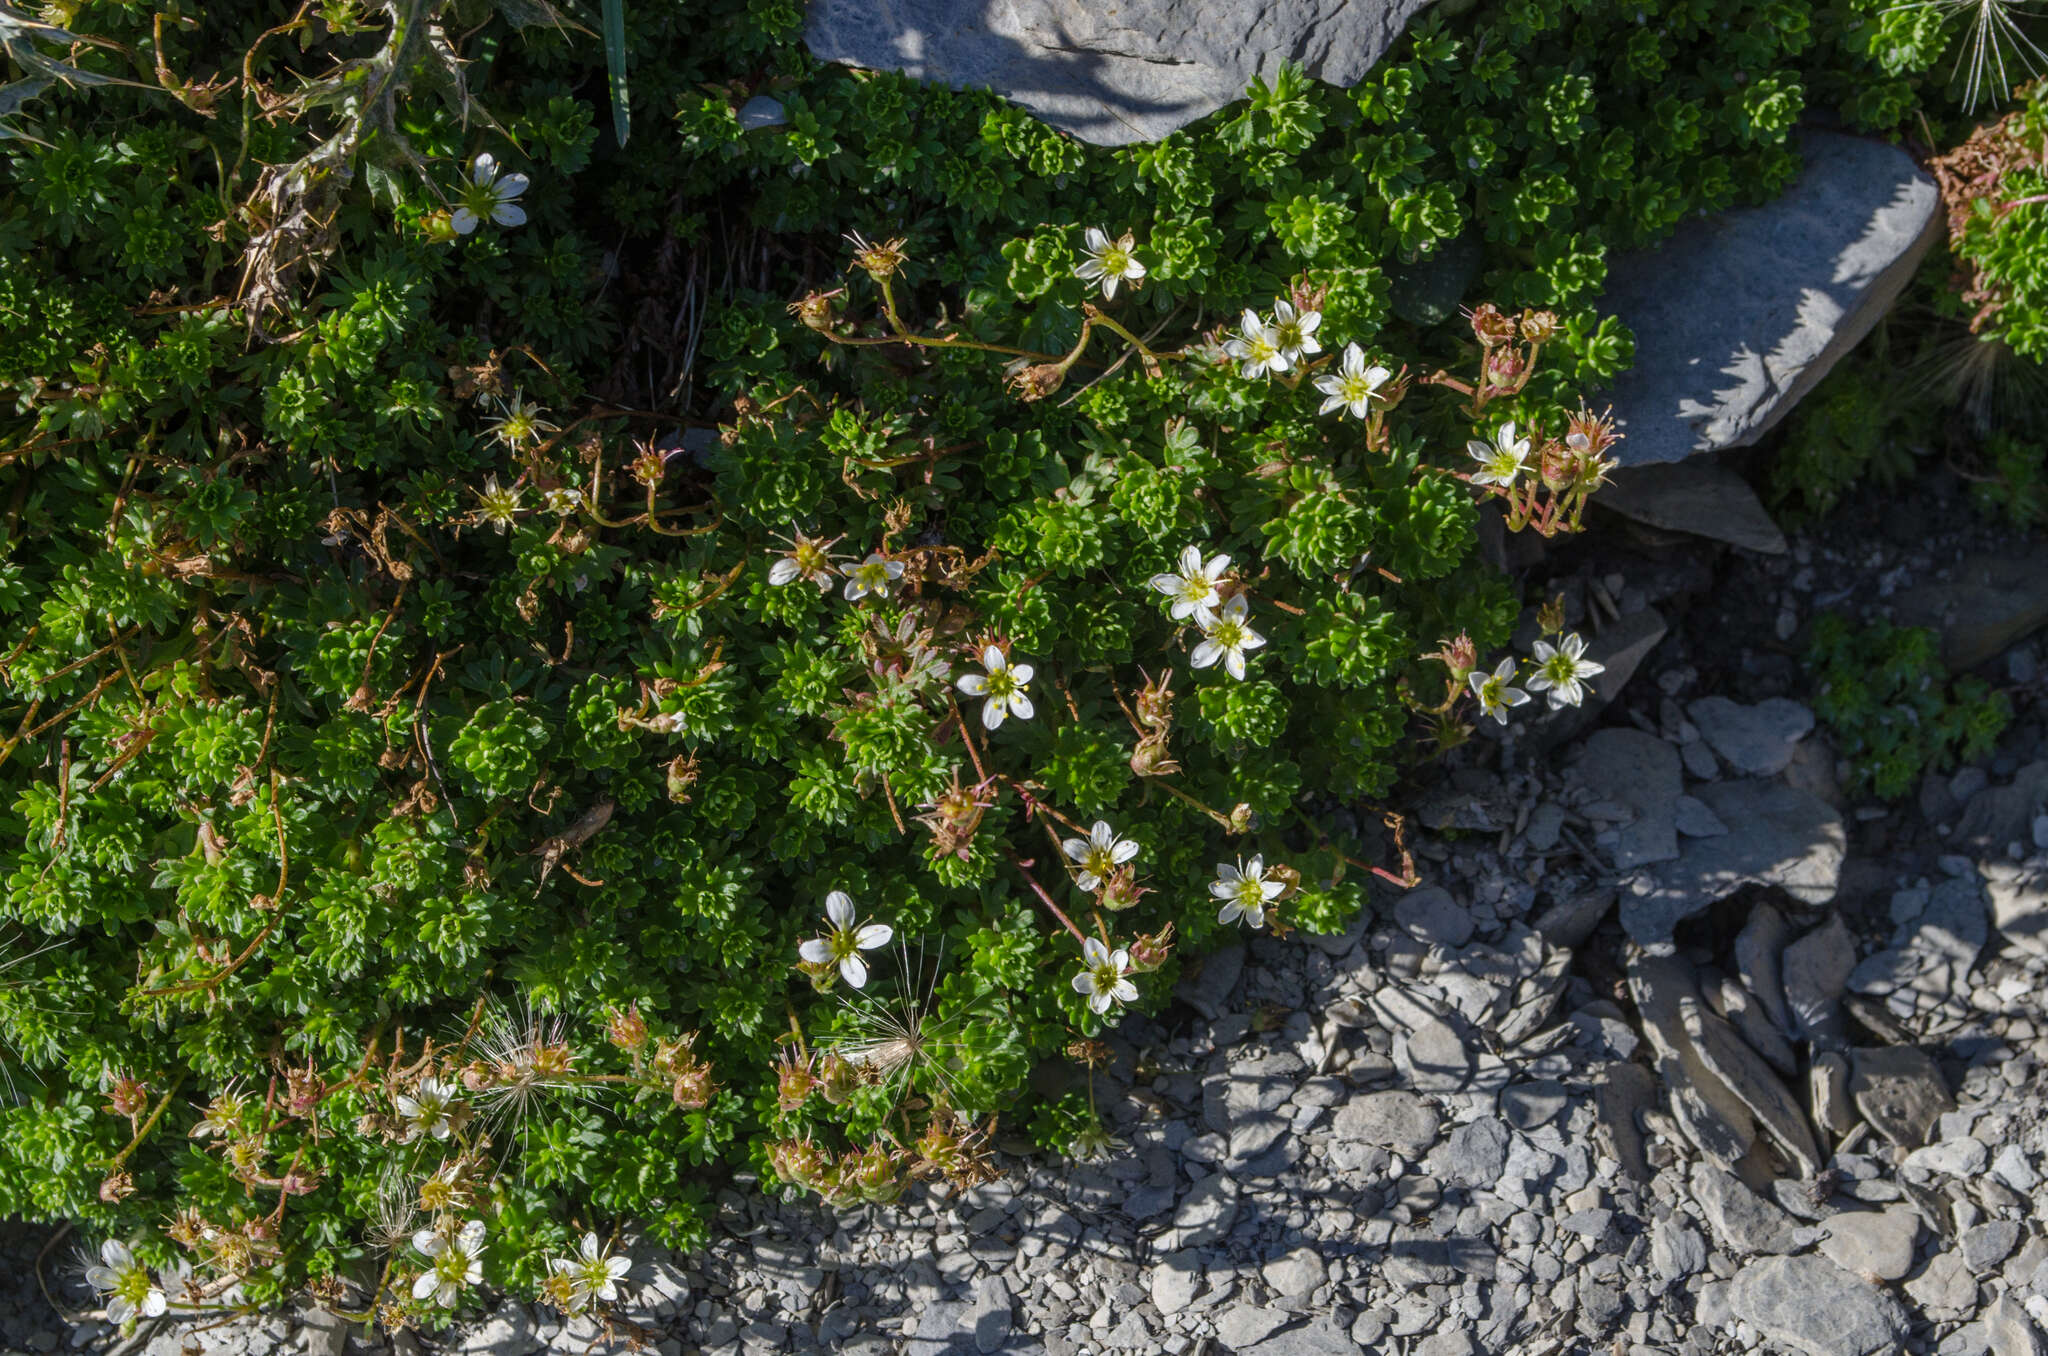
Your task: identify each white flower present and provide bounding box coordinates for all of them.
[1468,657,1531,725]
[548,1232,631,1311]
[1222,309,1291,378]
[1467,422,1531,489]
[1190,593,1265,681]
[1148,546,1231,624]
[842,552,904,601]
[543,486,583,516]
[1075,227,1146,299]
[955,646,1036,730]
[1527,632,1606,710]
[1211,856,1284,929]
[769,531,838,591]
[798,891,893,988]
[1062,820,1140,893]
[1070,937,1138,1015]
[411,1220,487,1309]
[85,1241,168,1325]
[1314,342,1392,419]
[485,390,556,448]
[475,474,521,533]
[452,152,528,235]
[1269,299,1322,364]
[394,1078,462,1142]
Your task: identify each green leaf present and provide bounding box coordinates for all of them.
[603,0,629,147]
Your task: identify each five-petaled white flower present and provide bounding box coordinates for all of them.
[1314,342,1392,419]
[769,531,839,591]
[1269,299,1322,365]
[1211,856,1285,929]
[1191,593,1265,681]
[86,1241,168,1326]
[1075,227,1146,299]
[395,1077,463,1142]
[1070,937,1138,1015]
[955,646,1036,730]
[798,891,893,989]
[1222,310,1291,378]
[1527,632,1606,710]
[1063,820,1139,893]
[1148,546,1230,624]
[412,1220,488,1309]
[548,1232,631,1312]
[1466,422,1531,489]
[452,153,529,235]
[842,552,904,602]
[1469,657,1531,725]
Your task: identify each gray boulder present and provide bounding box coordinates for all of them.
[805,0,1435,146]
[1729,1255,1910,1356]
[1594,129,1941,467]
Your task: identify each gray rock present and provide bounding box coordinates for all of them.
[1500,1079,1570,1131]
[1694,1162,1800,1256]
[1633,952,1757,1167]
[1676,794,1731,838]
[1905,1251,1979,1317]
[1988,1295,2048,1356]
[1594,128,1941,468]
[1818,1208,1920,1281]
[1261,1247,1326,1299]
[1575,727,1684,868]
[1245,1315,1360,1355]
[1963,1221,2022,1274]
[298,1311,349,1356]
[1176,942,1242,1019]
[1894,552,2048,671]
[1688,696,1816,777]
[970,1276,1014,1354]
[1993,1144,2040,1192]
[805,0,1436,147]
[1398,1019,1471,1092]
[458,1303,541,1356]
[1681,995,1822,1176]
[1623,782,1845,943]
[1534,888,1615,951]
[1331,1091,1441,1154]
[1737,903,1797,1037]
[1712,973,1799,1076]
[1810,1049,1858,1138]
[1217,1305,1291,1349]
[1903,1137,1989,1179]
[1729,1254,1911,1356]
[1163,1174,1238,1249]
[1394,885,1474,949]
[1599,461,1789,553]
[736,95,788,131]
[1652,1216,1709,1283]
[1782,914,1857,1045]
[1986,857,2048,959]
[1595,1060,1658,1183]
[1149,1250,1201,1314]
[1430,1117,1510,1189]
[1849,1045,1953,1149]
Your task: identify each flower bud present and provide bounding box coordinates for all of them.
[1537,594,1567,635]
[105,1075,149,1118]
[671,1062,716,1110]
[845,232,909,281]
[1539,439,1572,492]
[1469,302,1516,346]
[817,1052,860,1105]
[1128,922,1176,973]
[1006,361,1067,402]
[1518,309,1559,343]
[1096,863,1145,912]
[775,1050,816,1111]
[1128,729,1180,778]
[631,447,666,488]
[606,1003,650,1052]
[1483,345,1526,387]
[770,1137,833,1188]
[99,1170,136,1203]
[666,753,699,804]
[1227,803,1257,835]
[846,1143,903,1202]
[1133,669,1175,730]
[788,290,838,331]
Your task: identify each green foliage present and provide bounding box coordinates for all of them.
[1769,341,1930,518]
[0,0,1983,1330]
[1806,614,2012,800]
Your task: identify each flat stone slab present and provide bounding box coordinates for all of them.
[1892,550,2048,670]
[805,0,1435,146]
[1598,461,1789,554]
[1729,1254,1910,1356]
[1621,781,1845,944]
[1594,129,1941,466]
